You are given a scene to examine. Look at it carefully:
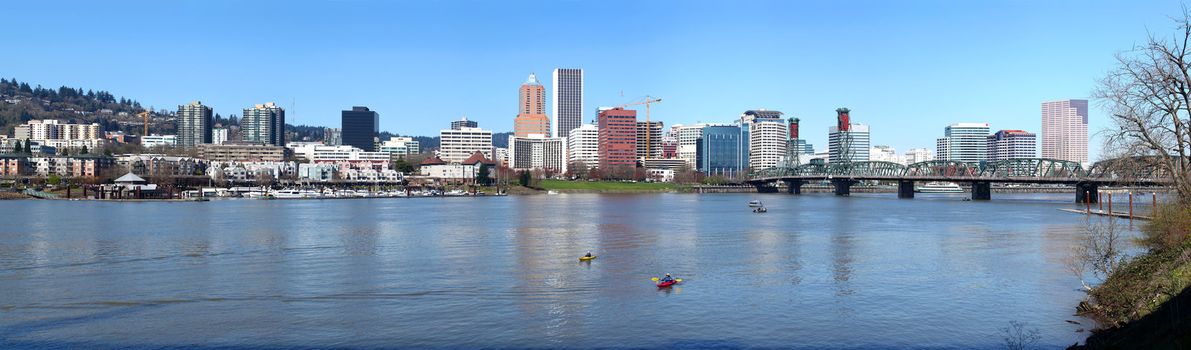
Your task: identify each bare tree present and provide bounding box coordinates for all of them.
[1000,321,1041,350]
[1066,218,1129,292]
[1095,10,1191,203]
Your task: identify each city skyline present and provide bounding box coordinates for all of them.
[2,1,1183,161]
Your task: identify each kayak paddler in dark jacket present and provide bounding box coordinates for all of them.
[661,273,674,283]
[584,252,593,258]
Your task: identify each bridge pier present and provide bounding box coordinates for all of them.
[784,179,804,195]
[897,180,914,199]
[1076,183,1099,203]
[753,182,779,193]
[971,181,991,200]
[831,179,858,196]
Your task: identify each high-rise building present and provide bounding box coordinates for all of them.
[793,140,814,155]
[827,109,869,163]
[935,122,990,162]
[1041,99,1089,164]
[744,110,787,170]
[987,129,1037,160]
[508,134,567,174]
[241,102,286,146]
[342,106,379,151]
[514,73,550,137]
[552,68,583,138]
[451,117,478,130]
[379,137,420,157]
[439,127,493,163]
[323,128,342,146]
[598,107,637,171]
[177,101,213,148]
[904,148,934,164]
[661,136,678,159]
[870,145,901,164]
[672,123,707,167]
[568,124,599,169]
[636,121,664,159]
[696,124,748,177]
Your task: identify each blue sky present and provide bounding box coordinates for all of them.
[2,0,1184,160]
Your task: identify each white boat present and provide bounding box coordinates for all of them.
[748,200,763,208]
[547,190,559,195]
[915,182,964,193]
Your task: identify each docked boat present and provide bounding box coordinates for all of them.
[915,182,964,193]
[748,200,763,208]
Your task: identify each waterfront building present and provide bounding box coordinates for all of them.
[904,148,934,164]
[870,145,900,164]
[551,68,583,138]
[439,126,493,163]
[567,124,599,170]
[379,137,420,157]
[636,121,664,159]
[987,129,1037,160]
[323,128,342,146]
[241,102,286,146]
[744,110,787,170]
[828,123,870,163]
[695,124,748,177]
[451,117,478,130]
[305,145,391,169]
[0,154,29,177]
[341,106,379,151]
[116,154,207,178]
[177,101,213,148]
[298,163,337,182]
[597,107,637,172]
[935,122,990,163]
[197,142,287,162]
[212,128,229,145]
[514,73,550,137]
[419,151,496,181]
[141,135,178,148]
[508,134,567,174]
[28,154,116,178]
[1041,99,1089,165]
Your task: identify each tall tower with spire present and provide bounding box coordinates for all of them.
[514,73,550,137]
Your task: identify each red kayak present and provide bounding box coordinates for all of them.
[656,280,678,288]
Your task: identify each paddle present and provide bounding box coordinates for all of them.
[651,277,683,283]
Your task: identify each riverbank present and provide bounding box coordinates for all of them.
[1070,204,1191,349]
[534,180,679,193]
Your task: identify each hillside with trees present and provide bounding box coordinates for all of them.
[0,78,151,136]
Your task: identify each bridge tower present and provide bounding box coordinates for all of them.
[832,108,856,196]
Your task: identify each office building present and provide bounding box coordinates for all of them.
[744,110,787,170]
[241,102,286,146]
[552,68,583,138]
[342,106,379,151]
[904,148,934,164]
[451,117,478,130]
[828,123,871,163]
[1041,99,1089,164]
[672,123,707,167]
[439,127,493,163]
[197,142,286,162]
[636,121,664,159]
[514,73,550,137]
[323,128,342,146]
[379,137,420,157]
[870,145,901,164]
[696,124,748,177]
[568,124,599,169]
[597,107,637,171]
[935,122,990,162]
[177,101,213,148]
[212,128,229,145]
[508,134,567,174]
[987,129,1037,160]
[141,135,178,148]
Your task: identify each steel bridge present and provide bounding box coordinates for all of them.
[746,158,1172,202]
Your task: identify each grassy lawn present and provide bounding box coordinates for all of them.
[536,179,677,191]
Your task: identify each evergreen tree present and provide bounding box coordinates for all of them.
[80,145,89,155]
[478,165,492,186]
[12,140,21,154]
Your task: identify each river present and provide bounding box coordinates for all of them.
[0,193,1140,349]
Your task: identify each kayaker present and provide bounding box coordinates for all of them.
[584,252,593,258]
[661,273,674,283]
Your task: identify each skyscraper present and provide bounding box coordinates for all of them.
[598,107,637,172]
[241,102,285,146]
[552,68,583,138]
[1041,99,1089,164]
[568,124,599,169]
[935,122,990,162]
[514,73,550,137]
[743,110,787,170]
[696,124,748,177]
[341,106,379,151]
[827,108,869,163]
[451,117,478,130]
[177,101,212,148]
[987,129,1037,160]
[636,121,663,159]
[508,134,567,174]
[440,127,493,163]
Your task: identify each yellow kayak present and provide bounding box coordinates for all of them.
[579,255,597,261]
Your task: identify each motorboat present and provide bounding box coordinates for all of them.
[748,200,763,208]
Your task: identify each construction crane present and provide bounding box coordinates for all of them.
[615,96,662,159]
[138,111,151,136]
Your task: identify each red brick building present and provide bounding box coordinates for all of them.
[598,108,637,171]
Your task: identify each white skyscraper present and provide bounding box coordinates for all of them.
[568,124,599,169]
[870,145,901,164]
[1041,99,1089,165]
[987,129,1037,160]
[552,68,583,139]
[509,134,567,174]
[828,124,871,163]
[936,122,990,162]
[673,123,707,168]
[904,148,934,164]
[748,117,788,170]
